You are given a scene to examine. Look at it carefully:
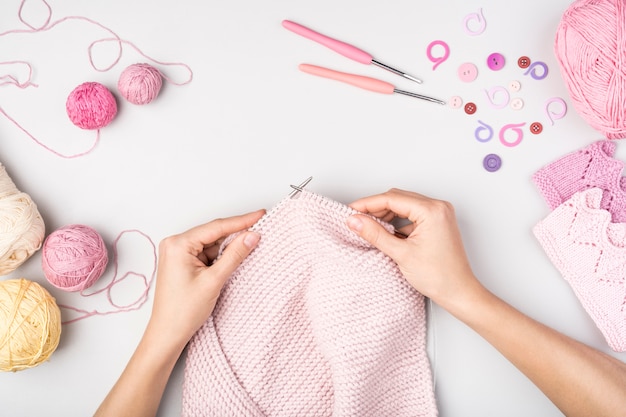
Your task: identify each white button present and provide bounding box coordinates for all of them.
[510,97,524,110]
[449,96,463,109]
[508,80,521,92]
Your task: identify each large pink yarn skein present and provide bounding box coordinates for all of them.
[555,0,626,139]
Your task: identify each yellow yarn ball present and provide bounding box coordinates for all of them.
[0,278,62,372]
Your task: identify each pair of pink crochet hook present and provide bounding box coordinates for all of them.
[283,20,445,105]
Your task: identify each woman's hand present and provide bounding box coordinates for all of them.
[94,209,264,417]
[349,189,626,417]
[347,188,480,311]
[147,209,265,354]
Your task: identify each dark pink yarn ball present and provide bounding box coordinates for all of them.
[66,82,117,130]
[41,224,109,292]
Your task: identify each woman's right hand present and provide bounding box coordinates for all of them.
[347,188,482,311]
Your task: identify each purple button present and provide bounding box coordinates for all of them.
[458,63,478,82]
[483,154,502,172]
[487,53,505,71]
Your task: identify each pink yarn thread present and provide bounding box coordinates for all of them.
[41,224,108,292]
[66,82,118,129]
[118,63,163,105]
[57,229,157,325]
[0,61,38,89]
[555,0,626,139]
[0,0,193,158]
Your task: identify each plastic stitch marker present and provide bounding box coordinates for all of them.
[289,176,313,198]
[283,20,422,84]
[299,64,445,105]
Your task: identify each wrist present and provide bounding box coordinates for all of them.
[140,320,188,367]
[437,275,494,323]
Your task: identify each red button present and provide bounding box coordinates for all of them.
[464,102,477,115]
[530,122,543,134]
[518,56,531,69]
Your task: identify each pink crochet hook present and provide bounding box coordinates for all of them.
[283,20,422,84]
[299,64,445,105]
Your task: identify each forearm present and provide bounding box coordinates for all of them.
[94,326,185,417]
[446,280,626,417]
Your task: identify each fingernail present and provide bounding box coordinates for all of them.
[243,232,261,249]
[346,216,363,232]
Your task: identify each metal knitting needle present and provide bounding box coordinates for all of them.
[289,176,313,198]
[289,175,407,237]
[283,20,422,84]
[299,64,446,105]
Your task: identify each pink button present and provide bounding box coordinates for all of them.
[487,53,505,71]
[458,63,478,82]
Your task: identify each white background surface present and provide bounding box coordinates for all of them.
[1,0,625,416]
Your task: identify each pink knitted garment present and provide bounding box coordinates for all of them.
[533,188,626,352]
[533,140,626,222]
[182,191,438,416]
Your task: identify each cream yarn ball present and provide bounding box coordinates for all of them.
[0,278,62,372]
[0,163,45,275]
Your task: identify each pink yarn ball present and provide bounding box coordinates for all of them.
[555,0,626,139]
[66,82,117,130]
[117,63,163,105]
[41,224,108,292]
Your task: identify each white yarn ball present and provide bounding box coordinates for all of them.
[0,164,45,275]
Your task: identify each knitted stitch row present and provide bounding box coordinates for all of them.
[182,191,438,416]
[533,188,626,352]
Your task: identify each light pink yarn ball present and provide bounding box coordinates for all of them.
[117,63,163,105]
[66,82,117,130]
[41,224,108,292]
[555,0,626,139]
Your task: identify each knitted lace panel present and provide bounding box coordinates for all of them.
[532,140,626,222]
[182,190,438,417]
[533,188,626,352]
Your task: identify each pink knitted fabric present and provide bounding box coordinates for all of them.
[532,140,626,222]
[182,191,438,416]
[533,188,626,352]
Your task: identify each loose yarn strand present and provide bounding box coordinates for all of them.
[88,37,193,86]
[0,0,193,158]
[58,229,157,325]
[17,0,52,31]
[0,105,101,159]
[0,61,38,89]
[4,0,194,84]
